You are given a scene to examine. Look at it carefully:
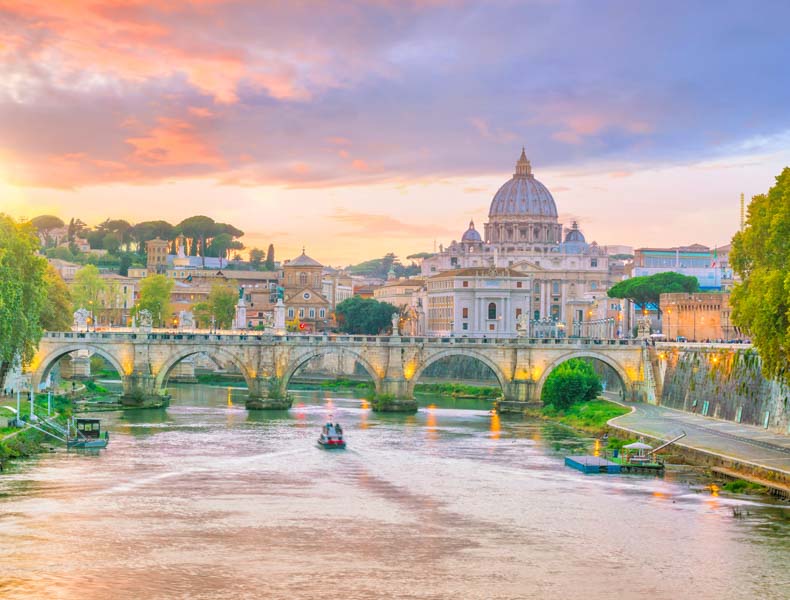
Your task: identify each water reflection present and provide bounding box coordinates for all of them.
[0,384,787,600]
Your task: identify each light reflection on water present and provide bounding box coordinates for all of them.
[0,384,788,600]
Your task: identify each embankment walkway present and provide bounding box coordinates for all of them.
[606,396,790,489]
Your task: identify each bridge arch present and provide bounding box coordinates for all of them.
[155,347,254,391]
[534,350,631,401]
[281,348,382,393]
[406,348,509,397]
[31,343,127,391]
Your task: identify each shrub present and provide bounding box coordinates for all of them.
[541,358,602,410]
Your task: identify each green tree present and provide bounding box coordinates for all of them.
[0,215,48,380]
[607,271,699,315]
[134,275,174,327]
[203,281,238,328]
[541,358,602,410]
[335,297,398,334]
[40,264,72,331]
[131,220,174,254]
[730,168,790,380]
[249,247,265,269]
[177,215,216,267]
[30,215,65,247]
[72,265,106,313]
[265,244,275,270]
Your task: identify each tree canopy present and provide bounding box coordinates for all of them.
[134,275,174,327]
[607,271,699,313]
[194,281,238,329]
[541,358,602,410]
[0,215,48,378]
[730,167,790,380]
[40,264,72,331]
[71,265,106,311]
[346,253,419,279]
[335,297,399,335]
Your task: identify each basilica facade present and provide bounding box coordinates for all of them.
[420,150,617,337]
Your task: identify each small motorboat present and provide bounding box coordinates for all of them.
[317,420,346,449]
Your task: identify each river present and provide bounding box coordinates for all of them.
[1,384,788,600]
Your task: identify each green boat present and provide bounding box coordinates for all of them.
[67,418,109,449]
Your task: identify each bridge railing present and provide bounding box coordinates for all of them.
[42,331,644,346]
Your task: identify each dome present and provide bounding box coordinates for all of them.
[488,149,557,219]
[461,219,482,242]
[564,221,585,243]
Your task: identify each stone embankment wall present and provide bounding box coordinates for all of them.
[658,347,789,435]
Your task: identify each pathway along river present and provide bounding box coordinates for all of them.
[1,385,788,600]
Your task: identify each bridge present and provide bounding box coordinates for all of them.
[28,331,649,411]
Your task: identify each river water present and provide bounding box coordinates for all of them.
[1,385,788,600]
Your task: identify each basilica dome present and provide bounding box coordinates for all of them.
[488,149,557,219]
[461,220,482,242]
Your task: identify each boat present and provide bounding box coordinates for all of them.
[67,418,109,449]
[317,420,346,449]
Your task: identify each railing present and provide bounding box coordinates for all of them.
[42,330,645,347]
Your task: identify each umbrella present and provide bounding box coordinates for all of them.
[623,442,653,450]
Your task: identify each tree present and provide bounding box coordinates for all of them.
[607,271,699,315]
[195,281,238,328]
[30,215,65,247]
[131,220,174,254]
[541,358,602,410]
[265,244,275,270]
[40,264,72,331]
[335,297,398,334]
[134,275,174,327]
[730,168,790,380]
[72,265,106,314]
[177,215,216,267]
[249,247,265,269]
[0,215,48,381]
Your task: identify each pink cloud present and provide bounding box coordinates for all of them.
[126,118,222,167]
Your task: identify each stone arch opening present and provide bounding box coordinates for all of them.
[156,347,253,391]
[535,351,629,402]
[282,349,382,393]
[31,344,127,392]
[407,350,508,398]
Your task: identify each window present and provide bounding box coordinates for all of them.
[552,281,560,294]
[591,259,598,268]
[488,302,497,320]
[309,308,315,318]
[534,310,540,320]
[258,312,263,317]
[298,308,304,318]
[516,281,522,288]
[591,281,598,290]
[463,281,469,288]
[288,308,294,318]
[462,323,468,330]
[303,292,311,300]
[462,307,469,318]
[319,308,325,318]
[489,323,495,331]
[515,308,522,317]
[299,272,307,285]
[533,281,540,293]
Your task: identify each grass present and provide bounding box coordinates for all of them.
[414,382,500,399]
[722,479,766,494]
[535,399,629,434]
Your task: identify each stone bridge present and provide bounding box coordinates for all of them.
[28,331,648,412]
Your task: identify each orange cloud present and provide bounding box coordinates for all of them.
[351,158,370,171]
[126,118,222,167]
[330,209,456,237]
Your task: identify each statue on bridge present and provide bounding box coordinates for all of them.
[73,308,89,332]
[516,313,529,337]
[391,313,400,336]
[638,315,651,339]
[178,310,195,331]
[137,309,153,332]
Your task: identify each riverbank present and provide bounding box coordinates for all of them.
[523,399,629,435]
[0,393,74,470]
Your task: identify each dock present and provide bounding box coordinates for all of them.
[565,455,621,474]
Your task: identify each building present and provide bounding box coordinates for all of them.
[282,250,330,332]
[661,292,746,342]
[631,244,733,290]
[48,258,80,281]
[419,150,615,336]
[373,278,425,309]
[322,269,354,310]
[424,268,531,337]
[146,238,169,274]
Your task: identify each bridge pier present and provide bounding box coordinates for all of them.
[245,377,293,410]
[374,379,418,412]
[121,373,169,408]
[496,380,536,413]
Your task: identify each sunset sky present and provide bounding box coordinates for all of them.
[1,1,789,266]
